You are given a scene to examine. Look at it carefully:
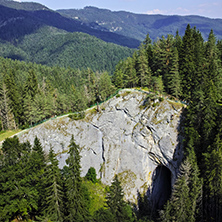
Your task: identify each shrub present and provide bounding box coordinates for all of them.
[68,111,85,120]
[85,167,98,183]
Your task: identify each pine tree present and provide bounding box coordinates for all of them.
[160,159,191,222]
[179,24,195,101]
[65,135,89,221]
[174,30,182,55]
[98,71,115,101]
[166,47,181,98]
[203,133,222,221]
[0,83,16,130]
[4,69,22,126]
[23,94,35,126]
[85,68,97,105]
[85,167,98,183]
[106,175,134,222]
[28,137,47,218]
[143,33,154,73]
[151,75,164,93]
[44,147,64,221]
[124,56,138,88]
[113,68,124,88]
[152,37,165,77]
[160,150,202,222]
[23,69,38,99]
[0,138,38,221]
[70,85,87,112]
[217,39,222,66]
[137,44,152,88]
[137,191,153,221]
[192,28,205,89]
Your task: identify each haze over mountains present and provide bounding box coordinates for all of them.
[58,6,222,42]
[0,0,221,71]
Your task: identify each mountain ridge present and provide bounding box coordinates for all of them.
[0,3,140,48]
[58,6,222,41]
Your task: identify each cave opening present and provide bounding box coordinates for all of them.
[151,165,172,210]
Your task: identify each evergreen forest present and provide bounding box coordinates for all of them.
[0,24,222,221]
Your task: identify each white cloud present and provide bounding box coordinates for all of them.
[13,0,21,2]
[146,9,167,15]
[146,7,190,16]
[145,1,221,18]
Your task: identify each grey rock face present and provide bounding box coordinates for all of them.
[19,90,184,202]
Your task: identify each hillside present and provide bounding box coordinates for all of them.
[0,26,133,72]
[0,3,140,48]
[0,0,49,11]
[58,6,222,41]
[0,2,137,71]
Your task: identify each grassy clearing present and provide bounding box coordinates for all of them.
[0,129,22,142]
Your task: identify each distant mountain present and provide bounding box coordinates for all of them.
[0,3,140,48]
[0,0,49,11]
[0,25,134,72]
[58,6,222,41]
[1,0,221,72]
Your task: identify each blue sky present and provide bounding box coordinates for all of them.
[17,0,222,18]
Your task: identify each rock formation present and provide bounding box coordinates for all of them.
[19,89,184,203]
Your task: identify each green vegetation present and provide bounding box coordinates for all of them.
[85,167,98,183]
[58,6,222,42]
[65,135,90,221]
[0,26,134,73]
[0,129,21,142]
[111,25,222,221]
[0,4,222,220]
[0,136,135,222]
[68,112,86,121]
[83,180,106,215]
[0,57,116,130]
[0,0,49,11]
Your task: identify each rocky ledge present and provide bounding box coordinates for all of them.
[19,89,184,203]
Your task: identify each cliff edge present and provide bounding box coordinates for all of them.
[19,89,184,203]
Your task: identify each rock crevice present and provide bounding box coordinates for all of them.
[19,90,184,202]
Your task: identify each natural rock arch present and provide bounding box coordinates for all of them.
[151,165,172,210]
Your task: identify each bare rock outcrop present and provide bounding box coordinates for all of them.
[19,90,184,202]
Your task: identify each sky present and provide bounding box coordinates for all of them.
[16,0,222,19]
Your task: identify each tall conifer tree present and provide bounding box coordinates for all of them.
[160,150,202,222]
[137,44,152,88]
[179,24,195,101]
[65,135,89,221]
[44,147,64,221]
[106,175,134,222]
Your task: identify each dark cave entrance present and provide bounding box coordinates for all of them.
[151,165,172,210]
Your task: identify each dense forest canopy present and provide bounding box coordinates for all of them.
[0,26,134,73]
[0,24,222,221]
[58,6,222,42]
[0,57,116,130]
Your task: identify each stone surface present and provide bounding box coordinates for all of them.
[19,90,184,202]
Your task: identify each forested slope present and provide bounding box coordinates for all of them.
[0,3,135,72]
[0,26,133,72]
[0,4,140,48]
[0,57,116,130]
[111,25,222,221]
[0,4,222,218]
[58,6,222,42]
[0,0,50,11]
